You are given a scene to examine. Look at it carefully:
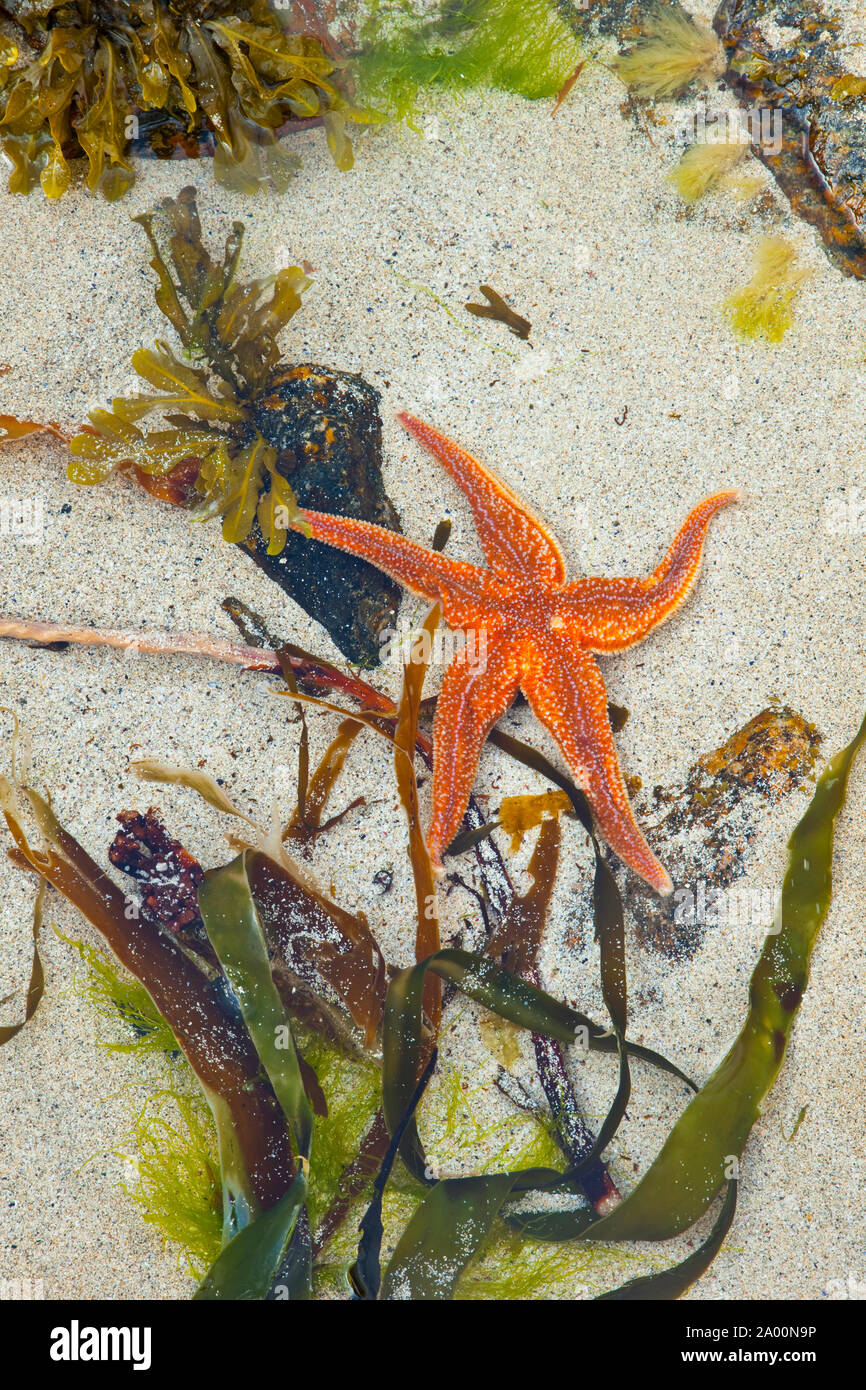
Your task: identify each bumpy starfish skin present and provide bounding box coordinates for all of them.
[297,415,738,895]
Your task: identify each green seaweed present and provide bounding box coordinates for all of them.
[59,931,179,1054]
[302,1039,381,1236]
[457,1225,600,1302]
[0,0,361,198]
[355,0,583,122]
[68,185,310,552]
[722,236,811,344]
[118,1084,223,1280]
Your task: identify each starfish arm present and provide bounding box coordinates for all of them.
[299,508,506,632]
[427,636,524,868]
[561,490,739,652]
[398,413,567,586]
[519,635,673,895]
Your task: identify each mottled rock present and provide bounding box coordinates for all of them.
[714,0,866,279]
[247,365,403,667]
[621,705,822,957]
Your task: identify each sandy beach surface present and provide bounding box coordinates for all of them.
[1,1,865,1300]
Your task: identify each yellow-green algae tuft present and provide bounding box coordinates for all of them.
[60,931,178,1054]
[722,236,811,343]
[118,1085,223,1280]
[668,138,748,203]
[615,4,724,100]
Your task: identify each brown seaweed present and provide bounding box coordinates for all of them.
[465,284,532,341]
[0,0,363,198]
[1,781,297,1219]
[65,186,402,666]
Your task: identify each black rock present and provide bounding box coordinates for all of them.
[247,364,403,667]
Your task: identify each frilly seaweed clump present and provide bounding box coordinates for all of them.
[68,185,309,552]
[0,0,362,198]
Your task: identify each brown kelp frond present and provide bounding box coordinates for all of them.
[0,0,361,199]
[126,756,387,1049]
[615,4,724,100]
[668,138,748,203]
[131,187,310,396]
[250,850,388,1050]
[131,759,260,831]
[465,285,531,341]
[722,236,811,343]
[282,717,365,850]
[0,414,70,446]
[394,605,441,1031]
[0,879,45,1047]
[67,186,310,551]
[0,773,296,1217]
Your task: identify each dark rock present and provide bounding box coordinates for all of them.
[247,364,403,667]
[714,0,866,280]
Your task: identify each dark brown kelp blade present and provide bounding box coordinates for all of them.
[0,879,45,1047]
[0,779,295,1224]
[128,747,389,1050]
[248,851,387,1049]
[485,803,555,944]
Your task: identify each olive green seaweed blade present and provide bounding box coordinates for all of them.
[198,853,314,1162]
[586,708,866,1244]
[194,1171,307,1302]
[380,1175,517,1301]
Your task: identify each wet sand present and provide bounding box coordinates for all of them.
[1,3,865,1299]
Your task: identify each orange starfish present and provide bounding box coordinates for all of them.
[296,415,738,895]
